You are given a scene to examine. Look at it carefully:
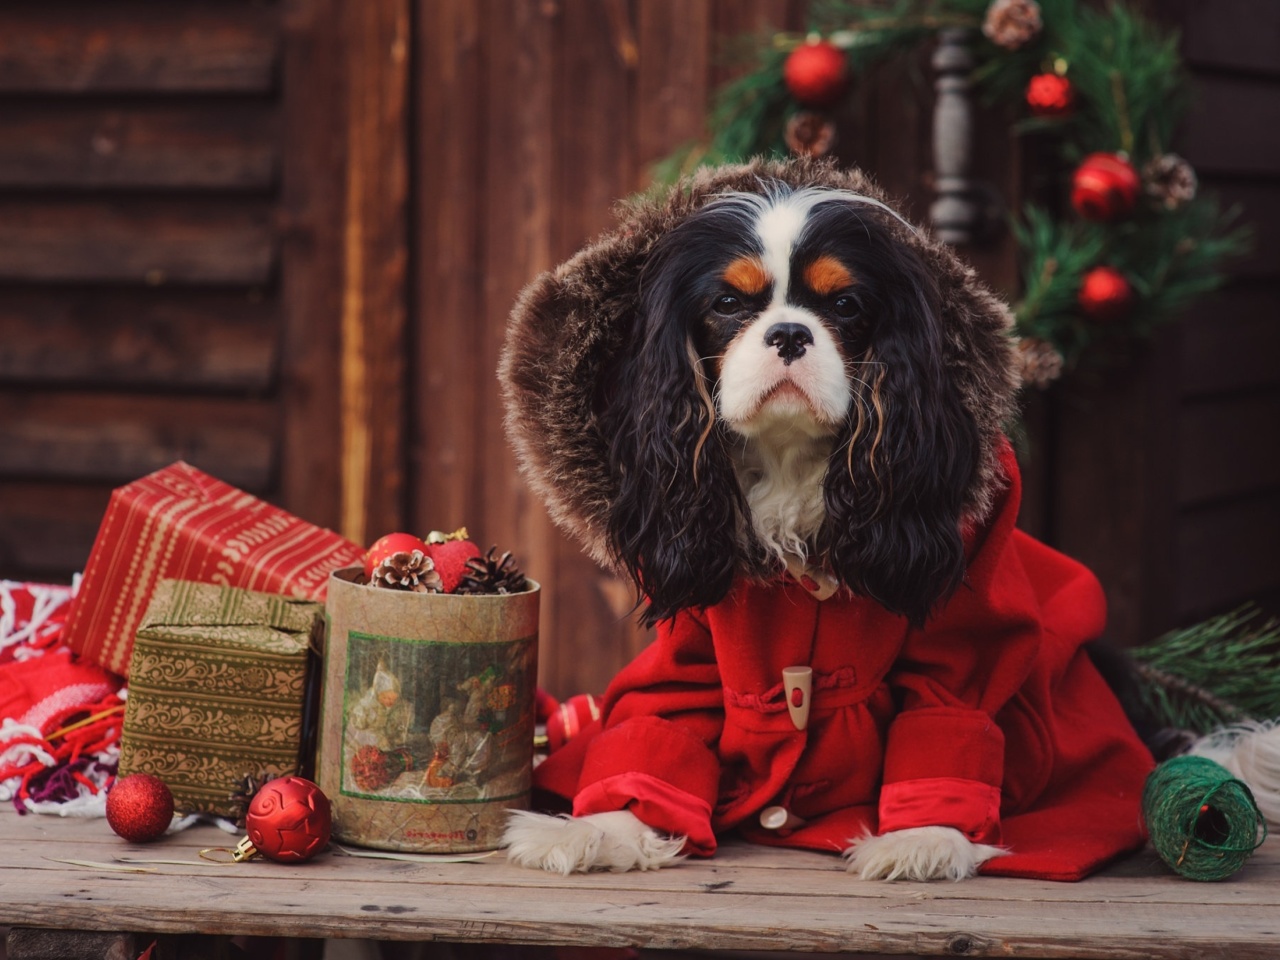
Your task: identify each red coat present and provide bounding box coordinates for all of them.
[535,448,1154,881]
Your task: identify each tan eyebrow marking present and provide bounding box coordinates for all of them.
[721,256,770,296]
[804,255,856,296]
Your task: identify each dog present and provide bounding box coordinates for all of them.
[498,159,1153,882]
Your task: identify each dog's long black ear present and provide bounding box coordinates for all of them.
[601,230,748,627]
[816,216,981,627]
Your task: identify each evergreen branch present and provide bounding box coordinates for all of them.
[1129,606,1280,732]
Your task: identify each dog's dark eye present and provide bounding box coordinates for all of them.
[712,295,742,316]
[832,295,858,320]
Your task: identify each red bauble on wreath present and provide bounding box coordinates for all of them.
[1078,266,1134,322]
[1025,72,1074,117]
[1071,152,1141,222]
[783,39,848,108]
[106,773,174,843]
[234,775,332,863]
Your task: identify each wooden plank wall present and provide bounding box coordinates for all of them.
[411,1,1029,698]
[7,0,1270,700]
[1050,0,1280,645]
[0,1,351,577]
[414,0,837,698]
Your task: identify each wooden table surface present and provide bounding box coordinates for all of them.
[3,804,1278,959]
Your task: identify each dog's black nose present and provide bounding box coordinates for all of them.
[764,322,814,364]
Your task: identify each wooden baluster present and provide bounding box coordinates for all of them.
[930,27,979,244]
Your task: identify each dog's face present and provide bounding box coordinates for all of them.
[605,185,980,627]
[697,196,859,439]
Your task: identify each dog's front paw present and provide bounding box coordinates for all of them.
[843,826,1007,881]
[503,809,686,875]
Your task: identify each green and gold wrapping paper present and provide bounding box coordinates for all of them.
[118,579,321,817]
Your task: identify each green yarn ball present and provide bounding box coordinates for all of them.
[1142,754,1268,881]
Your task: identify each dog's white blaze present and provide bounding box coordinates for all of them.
[753,201,806,304]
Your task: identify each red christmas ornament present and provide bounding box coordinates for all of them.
[425,538,482,593]
[364,532,430,578]
[1071,152,1141,222]
[546,693,602,753]
[236,775,332,863]
[1078,266,1133,322]
[783,39,848,108]
[1025,72,1074,117]
[106,773,174,843]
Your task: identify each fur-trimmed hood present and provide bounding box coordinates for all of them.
[499,158,1019,577]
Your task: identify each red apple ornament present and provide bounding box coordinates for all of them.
[1078,266,1133,322]
[425,531,482,593]
[106,773,174,843]
[364,532,430,579]
[1026,72,1074,117]
[235,775,332,863]
[783,39,848,108]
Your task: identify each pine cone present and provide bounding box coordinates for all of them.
[982,0,1042,50]
[1144,153,1198,210]
[785,112,837,158]
[1016,337,1064,389]
[369,549,444,593]
[457,546,529,595]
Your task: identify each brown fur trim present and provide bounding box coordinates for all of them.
[498,158,1018,570]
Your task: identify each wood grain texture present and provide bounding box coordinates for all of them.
[0,200,275,286]
[1180,284,1280,396]
[1177,493,1280,619]
[1178,393,1280,506]
[408,0,821,700]
[413,0,485,539]
[277,0,348,533]
[1170,0,1280,78]
[0,482,113,576]
[338,0,411,545]
[0,103,278,192]
[0,391,277,492]
[0,3,278,94]
[0,290,277,392]
[3,808,1280,958]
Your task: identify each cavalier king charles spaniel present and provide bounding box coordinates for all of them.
[497,160,1152,883]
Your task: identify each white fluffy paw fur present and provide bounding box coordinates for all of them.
[843,826,1008,881]
[503,809,686,875]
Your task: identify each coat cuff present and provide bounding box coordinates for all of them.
[880,707,1005,843]
[878,777,1002,844]
[574,715,721,856]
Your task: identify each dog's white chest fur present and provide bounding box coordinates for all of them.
[732,415,834,563]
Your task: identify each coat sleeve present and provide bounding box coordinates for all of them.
[570,607,726,855]
[876,441,1106,846]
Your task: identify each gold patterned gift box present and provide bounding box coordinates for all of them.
[118,579,322,817]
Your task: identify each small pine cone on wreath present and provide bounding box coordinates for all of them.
[1016,337,1065,388]
[785,112,837,158]
[369,549,444,593]
[982,0,1043,50]
[1144,153,1198,210]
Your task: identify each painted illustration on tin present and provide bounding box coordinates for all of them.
[340,632,535,803]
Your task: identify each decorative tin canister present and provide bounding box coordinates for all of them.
[317,567,539,852]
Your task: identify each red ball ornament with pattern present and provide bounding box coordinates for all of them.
[1026,72,1074,117]
[106,773,174,843]
[242,776,332,863]
[1071,152,1141,222]
[1078,266,1133,322]
[783,40,848,107]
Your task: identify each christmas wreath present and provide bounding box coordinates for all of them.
[659,0,1249,385]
